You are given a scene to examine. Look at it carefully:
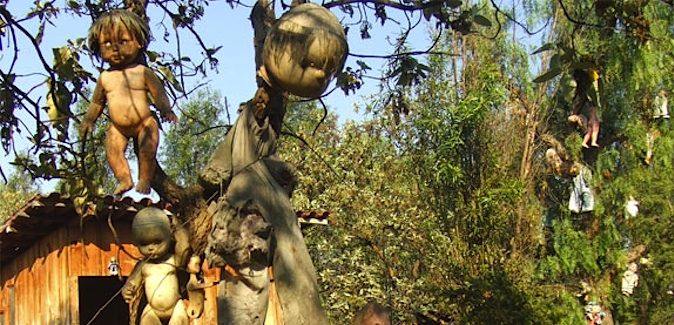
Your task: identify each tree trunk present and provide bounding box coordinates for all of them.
[147,1,329,323]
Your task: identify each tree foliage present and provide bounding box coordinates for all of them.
[0,165,38,222]
[160,88,229,186]
[1,0,674,323]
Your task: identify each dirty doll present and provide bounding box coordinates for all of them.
[80,10,177,195]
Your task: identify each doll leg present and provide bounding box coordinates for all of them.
[136,117,159,194]
[590,118,600,147]
[140,305,163,325]
[582,128,591,148]
[168,299,189,325]
[106,125,133,195]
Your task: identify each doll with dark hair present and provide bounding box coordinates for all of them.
[353,301,391,325]
[80,10,177,195]
[568,69,601,148]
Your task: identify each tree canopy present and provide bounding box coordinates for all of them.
[2,0,674,323]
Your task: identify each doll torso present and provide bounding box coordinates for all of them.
[141,254,181,316]
[101,64,154,136]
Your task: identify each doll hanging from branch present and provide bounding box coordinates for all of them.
[80,10,178,195]
[568,69,601,148]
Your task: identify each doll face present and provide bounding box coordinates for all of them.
[134,226,172,260]
[98,25,142,68]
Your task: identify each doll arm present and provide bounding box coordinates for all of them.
[121,261,143,302]
[145,67,178,123]
[79,77,106,137]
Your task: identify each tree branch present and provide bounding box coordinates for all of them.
[324,0,445,12]
[556,0,603,29]
[489,0,549,35]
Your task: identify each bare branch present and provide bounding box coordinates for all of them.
[350,30,454,59]
[556,0,603,29]
[488,0,549,35]
[324,0,444,12]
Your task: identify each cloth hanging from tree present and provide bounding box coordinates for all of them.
[568,165,594,213]
[200,102,328,324]
[622,262,639,296]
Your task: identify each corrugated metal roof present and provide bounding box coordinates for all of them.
[0,193,329,264]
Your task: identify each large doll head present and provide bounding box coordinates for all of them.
[88,10,150,67]
[261,3,348,98]
[132,207,173,260]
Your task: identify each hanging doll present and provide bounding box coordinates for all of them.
[80,10,178,195]
[568,69,601,148]
[568,162,595,213]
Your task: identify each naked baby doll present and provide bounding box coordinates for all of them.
[80,10,177,195]
[122,207,188,324]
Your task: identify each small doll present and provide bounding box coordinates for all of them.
[80,10,178,195]
[570,69,601,148]
[122,207,188,324]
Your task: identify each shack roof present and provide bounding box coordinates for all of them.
[0,193,328,264]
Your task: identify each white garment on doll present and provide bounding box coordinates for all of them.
[625,196,639,219]
[621,262,639,296]
[569,166,594,213]
[654,94,669,119]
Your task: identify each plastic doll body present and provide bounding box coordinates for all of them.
[122,208,188,325]
[80,11,177,195]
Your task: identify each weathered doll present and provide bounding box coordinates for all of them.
[653,89,669,132]
[122,207,188,324]
[570,69,601,148]
[353,301,391,325]
[80,10,177,195]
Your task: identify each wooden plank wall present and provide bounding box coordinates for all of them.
[1,215,221,325]
[0,226,71,324]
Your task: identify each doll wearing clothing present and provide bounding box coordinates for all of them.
[569,69,601,148]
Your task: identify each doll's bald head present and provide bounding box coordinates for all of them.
[132,207,173,259]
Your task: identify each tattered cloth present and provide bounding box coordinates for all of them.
[569,165,594,213]
[200,102,328,324]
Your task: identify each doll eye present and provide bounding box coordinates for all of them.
[103,41,112,48]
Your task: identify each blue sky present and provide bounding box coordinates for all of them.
[1,1,434,197]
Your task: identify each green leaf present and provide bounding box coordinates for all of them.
[147,51,159,63]
[158,66,183,92]
[423,7,433,21]
[35,21,45,45]
[569,61,597,71]
[549,53,561,71]
[447,0,463,9]
[531,42,555,55]
[532,67,562,83]
[206,46,222,56]
[473,14,491,27]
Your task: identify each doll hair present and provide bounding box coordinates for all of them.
[88,9,150,57]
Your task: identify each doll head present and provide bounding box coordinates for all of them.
[88,10,150,67]
[132,207,173,260]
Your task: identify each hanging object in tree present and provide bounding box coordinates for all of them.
[621,262,639,296]
[584,301,606,325]
[625,196,639,219]
[260,3,348,98]
[568,163,595,213]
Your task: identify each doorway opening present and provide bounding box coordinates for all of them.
[78,276,129,325]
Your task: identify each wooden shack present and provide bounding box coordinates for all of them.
[0,193,219,325]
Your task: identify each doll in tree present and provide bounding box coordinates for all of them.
[80,10,177,195]
[653,88,669,131]
[122,207,202,324]
[568,69,601,148]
